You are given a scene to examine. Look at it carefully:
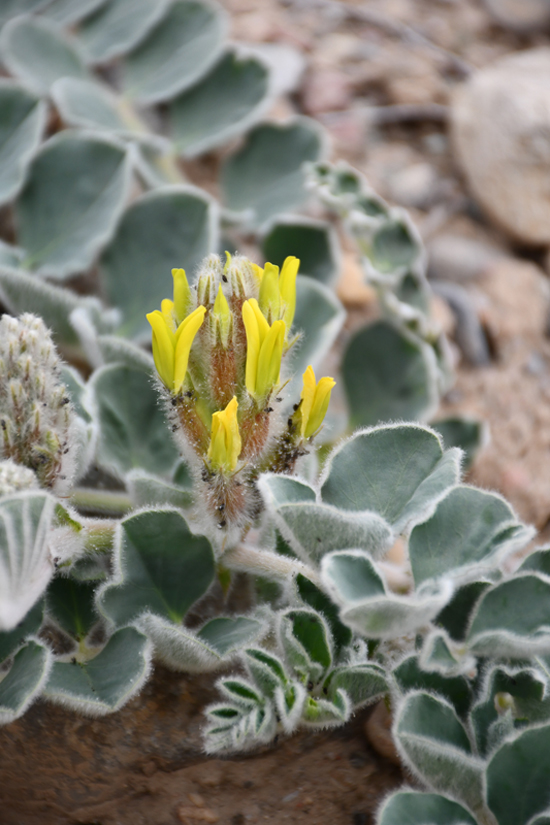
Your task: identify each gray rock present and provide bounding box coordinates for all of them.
[451,49,550,245]
[483,0,550,33]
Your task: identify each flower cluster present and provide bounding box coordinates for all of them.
[147,254,335,546]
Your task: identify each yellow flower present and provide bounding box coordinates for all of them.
[212,284,232,347]
[242,299,285,400]
[256,256,300,331]
[298,366,335,439]
[208,396,242,474]
[146,305,206,394]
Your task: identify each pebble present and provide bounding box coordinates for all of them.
[482,0,550,32]
[387,161,438,209]
[364,701,400,765]
[427,234,505,283]
[301,68,353,114]
[431,281,491,366]
[451,49,550,245]
[176,805,220,823]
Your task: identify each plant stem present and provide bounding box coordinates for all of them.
[82,520,117,554]
[223,543,321,585]
[70,488,133,516]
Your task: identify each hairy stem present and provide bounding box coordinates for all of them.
[223,543,321,585]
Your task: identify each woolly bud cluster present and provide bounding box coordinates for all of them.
[0,458,38,496]
[0,313,76,493]
[147,254,335,548]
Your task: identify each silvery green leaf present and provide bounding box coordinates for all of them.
[321,424,461,536]
[61,364,97,482]
[364,215,423,281]
[431,416,487,471]
[40,0,108,26]
[43,626,152,715]
[243,648,287,698]
[342,321,440,427]
[301,688,350,726]
[287,276,346,399]
[218,677,264,710]
[519,547,550,576]
[467,574,550,658]
[121,0,227,104]
[46,576,98,643]
[205,699,276,753]
[259,474,316,507]
[377,791,477,825]
[0,241,24,268]
[321,550,454,639]
[0,639,52,724]
[261,215,340,285]
[16,132,132,279]
[126,469,193,510]
[90,364,176,479]
[139,613,264,672]
[220,118,326,230]
[0,16,89,96]
[295,573,353,653]
[0,492,55,631]
[0,82,46,207]
[99,185,218,338]
[242,42,305,97]
[435,580,491,643]
[98,507,215,627]
[51,78,166,148]
[419,629,476,678]
[409,485,532,587]
[0,599,43,663]
[277,609,330,684]
[170,47,271,158]
[486,724,550,825]
[0,1,51,27]
[274,680,307,732]
[471,664,549,758]
[77,0,172,63]
[392,654,473,718]
[394,691,484,817]
[324,662,387,707]
[309,160,388,220]
[0,264,113,346]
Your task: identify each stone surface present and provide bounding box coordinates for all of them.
[451,49,550,245]
[483,0,550,32]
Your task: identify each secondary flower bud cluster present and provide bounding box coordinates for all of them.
[147,254,335,547]
[0,313,76,493]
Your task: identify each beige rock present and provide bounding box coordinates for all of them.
[301,68,353,115]
[451,49,550,245]
[483,0,550,32]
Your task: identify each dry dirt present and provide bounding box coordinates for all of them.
[4,0,550,823]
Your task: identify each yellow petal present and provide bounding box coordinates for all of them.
[259,262,280,321]
[256,320,285,399]
[172,268,190,324]
[213,284,232,347]
[161,298,175,330]
[242,299,267,397]
[304,374,335,439]
[173,305,206,393]
[278,256,299,331]
[299,365,316,438]
[208,396,241,474]
[146,310,175,390]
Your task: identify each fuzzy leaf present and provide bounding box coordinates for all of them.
[98,508,215,626]
[46,577,98,642]
[0,1,51,27]
[435,581,491,642]
[471,664,550,758]
[467,574,550,658]
[519,547,550,577]
[0,493,55,632]
[0,16,89,96]
[44,626,151,715]
[378,791,477,825]
[126,470,193,510]
[285,609,332,671]
[91,364,176,479]
[77,0,172,63]
[243,648,287,698]
[486,724,550,825]
[99,185,218,338]
[96,334,154,370]
[321,424,460,534]
[139,613,264,672]
[321,550,454,639]
[0,82,46,207]
[409,485,532,587]
[121,0,226,104]
[0,265,114,346]
[0,640,51,724]
[325,662,387,706]
[16,132,131,279]
[288,277,346,397]
[393,654,472,718]
[40,0,108,26]
[394,691,484,816]
[220,119,325,229]
[431,416,485,471]
[170,48,271,158]
[368,219,422,276]
[296,574,352,653]
[342,321,439,427]
[0,599,44,663]
[205,700,276,753]
[259,475,316,507]
[262,216,339,285]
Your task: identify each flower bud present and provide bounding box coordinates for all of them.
[296,366,335,439]
[0,459,38,496]
[207,397,241,475]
